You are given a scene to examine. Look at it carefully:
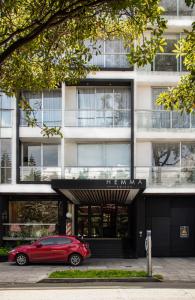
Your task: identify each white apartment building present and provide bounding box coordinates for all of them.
[0,0,194,257]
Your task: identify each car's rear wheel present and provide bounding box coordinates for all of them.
[16,253,28,266]
[69,253,82,266]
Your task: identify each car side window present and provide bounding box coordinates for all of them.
[39,238,57,246]
[55,237,72,245]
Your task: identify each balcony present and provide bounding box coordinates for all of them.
[135,166,195,188]
[64,110,131,127]
[3,223,57,240]
[136,110,195,131]
[0,110,12,127]
[64,167,131,179]
[20,167,61,181]
[20,109,62,127]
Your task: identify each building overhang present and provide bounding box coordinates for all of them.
[51,179,146,205]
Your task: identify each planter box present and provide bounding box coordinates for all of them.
[0,255,8,262]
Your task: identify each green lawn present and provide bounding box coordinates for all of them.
[49,269,148,279]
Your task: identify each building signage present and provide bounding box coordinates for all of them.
[52,178,146,190]
[180,226,189,238]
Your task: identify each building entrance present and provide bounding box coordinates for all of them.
[76,204,128,238]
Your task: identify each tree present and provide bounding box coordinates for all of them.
[0,0,167,135]
[157,0,195,113]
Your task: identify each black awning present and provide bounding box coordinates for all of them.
[51,179,146,205]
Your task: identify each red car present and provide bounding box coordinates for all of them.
[8,235,91,266]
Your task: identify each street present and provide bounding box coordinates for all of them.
[1,286,195,300]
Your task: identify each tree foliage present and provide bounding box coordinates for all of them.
[157,0,195,113]
[0,0,166,93]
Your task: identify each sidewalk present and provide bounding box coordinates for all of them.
[0,258,195,283]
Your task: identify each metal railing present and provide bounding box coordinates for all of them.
[20,167,61,181]
[136,110,195,130]
[64,110,131,127]
[64,167,131,179]
[3,223,57,240]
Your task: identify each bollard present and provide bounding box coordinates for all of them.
[145,230,152,277]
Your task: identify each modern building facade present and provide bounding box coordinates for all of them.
[0,0,195,258]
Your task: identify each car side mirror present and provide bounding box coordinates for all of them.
[36,243,42,248]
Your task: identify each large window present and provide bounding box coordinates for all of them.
[78,143,130,167]
[0,93,12,127]
[22,143,60,167]
[152,34,185,72]
[21,143,61,181]
[152,143,180,166]
[0,139,12,183]
[21,90,62,127]
[86,39,132,69]
[4,201,58,239]
[160,0,195,16]
[77,87,130,127]
[77,205,128,238]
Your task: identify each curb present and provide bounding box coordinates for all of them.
[39,277,161,283]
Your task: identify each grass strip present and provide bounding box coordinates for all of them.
[49,269,148,279]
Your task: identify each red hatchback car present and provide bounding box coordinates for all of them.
[8,235,91,266]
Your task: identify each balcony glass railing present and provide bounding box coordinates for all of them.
[136,110,195,130]
[64,167,131,179]
[3,223,57,240]
[64,110,131,127]
[135,166,195,187]
[20,109,62,127]
[20,167,61,181]
[88,54,131,69]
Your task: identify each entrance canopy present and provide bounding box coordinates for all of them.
[51,179,146,205]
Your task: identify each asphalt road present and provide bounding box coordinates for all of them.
[1,286,195,300]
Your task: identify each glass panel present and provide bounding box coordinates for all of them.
[172,112,190,128]
[154,54,178,71]
[152,111,171,128]
[114,110,130,127]
[152,87,168,110]
[105,144,130,166]
[78,217,88,237]
[114,88,130,109]
[78,88,95,110]
[1,168,11,183]
[43,145,58,167]
[78,144,103,166]
[9,201,58,223]
[160,0,177,15]
[43,110,61,127]
[1,139,12,167]
[181,143,195,167]
[96,88,113,110]
[91,216,102,237]
[23,143,41,166]
[78,206,88,216]
[179,0,195,15]
[1,111,11,127]
[0,93,12,109]
[152,143,180,166]
[43,90,61,109]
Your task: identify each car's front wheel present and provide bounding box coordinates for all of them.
[16,253,28,266]
[69,253,82,266]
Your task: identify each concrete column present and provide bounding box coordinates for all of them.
[12,96,17,184]
[61,83,66,178]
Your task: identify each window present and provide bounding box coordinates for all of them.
[22,143,59,167]
[77,205,128,238]
[21,143,60,181]
[181,143,195,167]
[21,90,61,127]
[152,143,180,166]
[77,87,130,127]
[160,0,195,16]
[78,143,130,167]
[0,93,12,127]
[39,238,57,246]
[86,39,132,69]
[152,34,186,72]
[55,237,72,245]
[0,139,12,183]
